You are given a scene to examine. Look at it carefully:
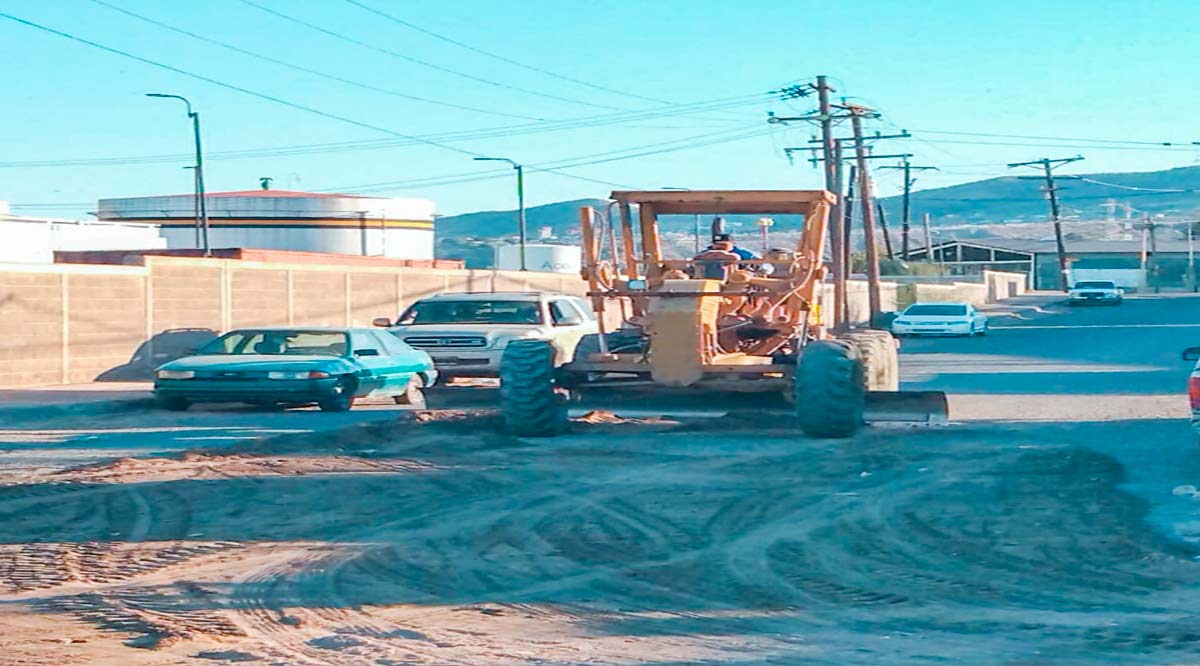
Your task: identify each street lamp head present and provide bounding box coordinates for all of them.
[146,93,194,115]
[473,156,519,168]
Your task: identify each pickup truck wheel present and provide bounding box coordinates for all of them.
[318,376,357,412]
[500,339,568,437]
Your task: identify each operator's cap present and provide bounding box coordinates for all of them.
[712,233,732,243]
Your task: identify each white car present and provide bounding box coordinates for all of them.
[374,292,599,379]
[1184,346,1200,436]
[891,302,988,337]
[1068,280,1123,305]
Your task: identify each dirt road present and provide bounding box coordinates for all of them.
[2,295,1199,665]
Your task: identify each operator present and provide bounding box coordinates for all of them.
[693,233,761,279]
[705,233,760,261]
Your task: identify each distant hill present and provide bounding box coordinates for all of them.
[434,166,1200,246]
[889,165,1200,224]
[435,198,609,239]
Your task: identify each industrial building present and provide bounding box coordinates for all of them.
[97,189,436,260]
[907,238,1196,290]
[0,200,165,264]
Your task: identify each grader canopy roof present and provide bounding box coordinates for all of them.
[611,190,836,215]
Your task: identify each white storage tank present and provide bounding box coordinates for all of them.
[96,189,436,260]
[495,244,581,274]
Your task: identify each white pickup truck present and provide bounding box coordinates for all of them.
[1067,280,1123,305]
[373,292,599,380]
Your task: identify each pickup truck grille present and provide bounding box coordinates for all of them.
[403,336,488,349]
[1078,291,1105,297]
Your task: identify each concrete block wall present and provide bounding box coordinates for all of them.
[0,256,1027,389]
[0,256,601,388]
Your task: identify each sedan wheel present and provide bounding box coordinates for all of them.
[394,375,427,409]
[318,376,357,412]
[156,396,190,412]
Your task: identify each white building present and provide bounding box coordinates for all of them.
[495,243,582,274]
[97,189,436,260]
[0,201,165,264]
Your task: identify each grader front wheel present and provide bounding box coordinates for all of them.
[794,340,866,438]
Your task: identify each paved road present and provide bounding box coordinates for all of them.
[901,292,1200,543]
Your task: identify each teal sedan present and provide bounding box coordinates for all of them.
[153,327,437,412]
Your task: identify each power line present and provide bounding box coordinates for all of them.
[334,127,774,194]
[339,0,670,105]
[236,0,625,111]
[912,128,1200,147]
[1077,177,1200,193]
[86,0,543,121]
[911,137,1200,152]
[0,10,484,158]
[0,94,773,168]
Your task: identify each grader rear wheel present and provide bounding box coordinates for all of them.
[499,339,569,437]
[843,329,899,392]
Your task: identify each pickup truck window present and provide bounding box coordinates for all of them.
[549,300,584,326]
[399,300,543,325]
[1073,281,1117,289]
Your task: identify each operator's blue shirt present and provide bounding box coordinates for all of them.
[730,246,759,260]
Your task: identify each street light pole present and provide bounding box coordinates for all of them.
[147,93,210,256]
[474,157,526,270]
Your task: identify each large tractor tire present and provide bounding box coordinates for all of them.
[499,339,569,437]
[795,340,866,438]
[844,329,900,391]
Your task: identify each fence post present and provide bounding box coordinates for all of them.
[286,270,295,325]
[60,273,70,385]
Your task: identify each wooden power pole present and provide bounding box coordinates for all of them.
[847,106,883,325]
[880,158,937,259]
[1008,156,1084,291]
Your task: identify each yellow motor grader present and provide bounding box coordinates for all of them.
[498,189,947,437]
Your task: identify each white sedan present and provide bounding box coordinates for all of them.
[891,302,988,337]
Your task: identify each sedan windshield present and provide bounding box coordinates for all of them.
[197,330,348,356]
[1074,281,1116,289]
[904,304,968,317]
[399,300,543,325]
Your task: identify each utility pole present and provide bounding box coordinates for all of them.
[922,213,934,262]
[879,158,937,259]
[767,75,846,327]
[1008,156,1084,291]
[847,106,883,325]
[1188,221,1196,292]
[844,163,856,279]
[876,200,895,261]
[772,88,907,327]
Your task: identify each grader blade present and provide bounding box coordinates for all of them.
[864,390,949,424]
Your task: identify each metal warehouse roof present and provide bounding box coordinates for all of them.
[929,238,1195,255]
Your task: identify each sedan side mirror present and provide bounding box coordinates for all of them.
[355,349,381,357]
[1183,347,1200,361]
[371,317,392,328]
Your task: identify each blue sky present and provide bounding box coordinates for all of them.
[2,0,1198,219]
